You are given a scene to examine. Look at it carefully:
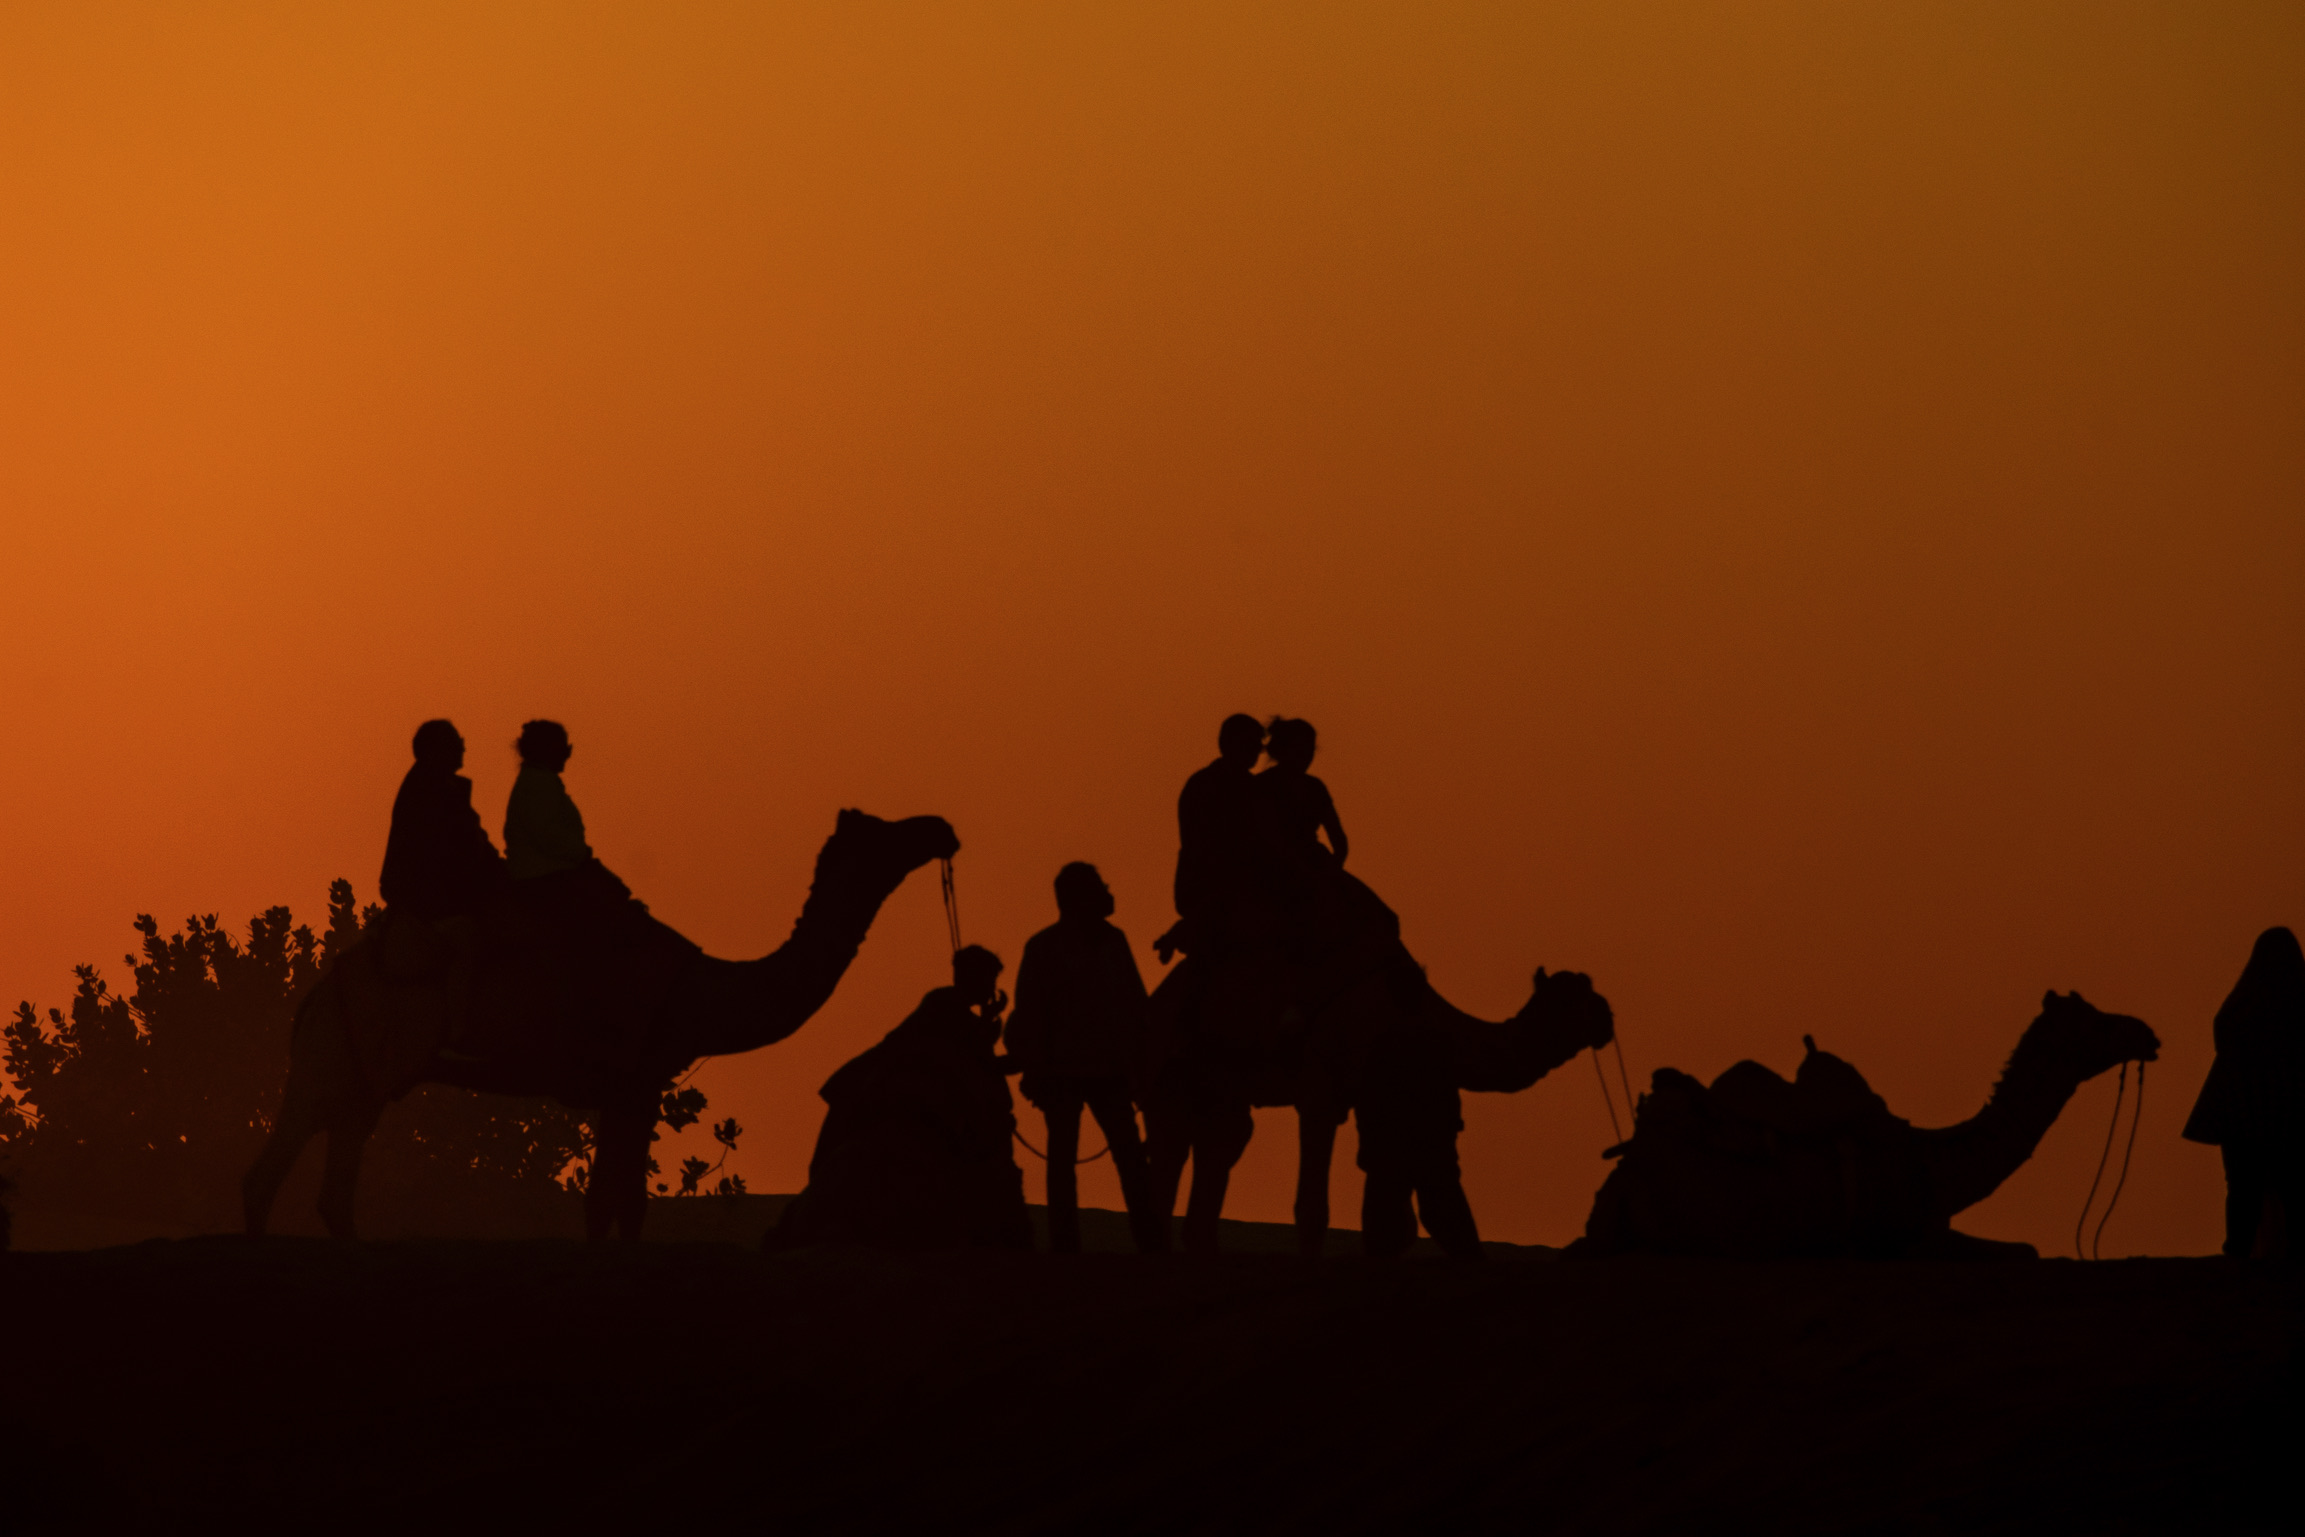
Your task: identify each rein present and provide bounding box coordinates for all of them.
[2075,1060,2146,1260]
[1593,1026,1637,1156]
[1014,1128,1111,1166]
[940,857,963,955]
[943,856,1110,1168]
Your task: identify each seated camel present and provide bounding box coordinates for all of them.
[243,809,958,1242]
[1573,990,2160,1259]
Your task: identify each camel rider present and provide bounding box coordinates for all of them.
[380,719,506,922]
[503,718,641,941]
[1155,713,1266,964]
[1007,863,1163,1253]
[1253,716,1347,896]
[774,945,1033,1251]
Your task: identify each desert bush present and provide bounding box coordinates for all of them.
[0,880,593,1234]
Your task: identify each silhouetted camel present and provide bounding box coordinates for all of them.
[243,809,958,1241]
[1575,991,2160,1258]
[1149,921,1614,1255]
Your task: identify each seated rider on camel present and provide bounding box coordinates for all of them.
[376,720,506,1048]
[1155,713,1266,964]
[1254,716,1347,890]
[380,719,505,923]
[503,718,641,930]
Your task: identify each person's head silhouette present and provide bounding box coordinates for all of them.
[952,944,1005,1008]
[1218,713,1264,769]
[412,719,465,771]
[516,719,572,773]
[1053,861,1113,922]
[2223,926,2305,1038]
[1266,717,1317,774]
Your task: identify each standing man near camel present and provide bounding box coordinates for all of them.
[1006,863,1164,1253]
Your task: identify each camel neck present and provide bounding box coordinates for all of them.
[1919,1036,2086,1218]
[681,817,924,1060]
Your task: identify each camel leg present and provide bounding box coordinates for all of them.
[1294,1109,1340,1260]
[315,1100,382,1240]
[1182,1099,1253,1256]
[242,1070,327,1238]
[588,1103,655,1242]
[1143,1093,1192,1224]
[1360,1169,1418,1258]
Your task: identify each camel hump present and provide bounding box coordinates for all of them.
[1707,1060,1806,1133]
[1794,1039,1889,1124]
[1700,1047,1888,1138]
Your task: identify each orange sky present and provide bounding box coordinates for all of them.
[2,2,2298,1255]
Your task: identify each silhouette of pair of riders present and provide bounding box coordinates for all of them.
[1156,713,1355,965]
[377,717,644,1060]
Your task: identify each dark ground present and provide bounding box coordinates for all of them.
[3,1201,2296,1534]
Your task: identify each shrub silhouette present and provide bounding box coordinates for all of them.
[1,880,592,1236]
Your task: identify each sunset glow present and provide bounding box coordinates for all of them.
[3,2,2298,1254]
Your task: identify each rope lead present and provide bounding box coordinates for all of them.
[2075,1061,2130,1260]
[2091,1061,2145,1261]
[1591,1047,1624,1146]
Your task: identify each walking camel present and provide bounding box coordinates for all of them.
[243,809,958,1241]
[1148,873,1616,1254]
[1574,989,2160,1258]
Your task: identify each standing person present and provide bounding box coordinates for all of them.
[379,719,505,921]
[1155,713,1266,964]
[2183,926,2305,1259]
[1007,863,1164,1253]
[1354,1025,1483,1260]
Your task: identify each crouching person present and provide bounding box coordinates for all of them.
[1007,863,1165,1253]
[774,946,1032,1251]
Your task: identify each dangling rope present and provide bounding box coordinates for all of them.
[941,855,1109,1168]
[939,857,962,955]
[1014,1127,1111,1165]
[2074,1061,2129,1260]
[1591,1047,1625,1147]
[1612,1032,1637,1131]
[2091,1061,2145,1261]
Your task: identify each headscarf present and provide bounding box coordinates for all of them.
[2182,926,2305,1149]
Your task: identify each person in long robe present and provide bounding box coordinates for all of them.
[1007,863,1162,1252]
[2183,926,2305,1259]
[775,946,1032,1251]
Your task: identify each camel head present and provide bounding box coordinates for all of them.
[2012,989,2160,1089]
[834,808,959,865]
[797,810,962,933]
[1524,966,1615,1051]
